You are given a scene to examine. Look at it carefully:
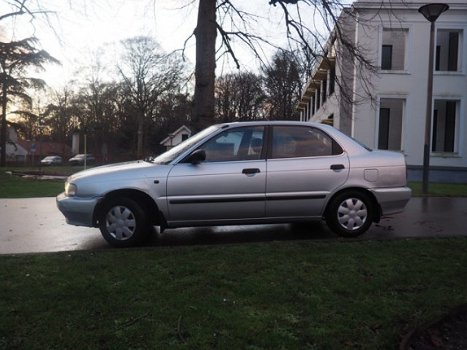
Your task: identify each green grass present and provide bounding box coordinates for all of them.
[0,171,64,198]
[0,166,89,198]
[409,181,467,197]
[1,238,467,349]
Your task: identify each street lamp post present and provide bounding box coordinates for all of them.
[418,3,449,194]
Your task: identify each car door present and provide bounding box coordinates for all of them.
[266,125,350,218]
[166,126,266,224]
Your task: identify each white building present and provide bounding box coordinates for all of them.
[160,125,192,151]
[4,126,28,162]
[299,0,467,182]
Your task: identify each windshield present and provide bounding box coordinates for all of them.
[151,125,221,164]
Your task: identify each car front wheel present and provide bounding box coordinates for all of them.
[99,197,150,247]
[326,191,374,237]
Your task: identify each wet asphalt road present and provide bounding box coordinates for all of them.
[1,197,466,254]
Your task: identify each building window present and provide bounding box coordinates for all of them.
[436,30,462,72]
[378,98,404,151]
[329,65,336,95]
[432,100,459,153]
[322,80,327,103]
[381,29,407,70]
[316,88,321,109]
[181,134,189,141]
[381,45,393,70]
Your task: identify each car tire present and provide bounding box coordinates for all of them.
[98,197,150,247]
[326,191,373,237]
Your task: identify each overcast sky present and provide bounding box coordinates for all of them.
[1,0,329,88]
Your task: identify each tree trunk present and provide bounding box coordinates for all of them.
[1,84,8,167]
[137,111,144,159]
[192,0,217,132]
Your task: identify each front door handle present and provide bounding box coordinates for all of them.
[330,164,345,170]
[242,168,260,175]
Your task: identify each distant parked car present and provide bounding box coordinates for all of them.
[57,121,411,247]
[40,155,63,166]
[68,154,95,166]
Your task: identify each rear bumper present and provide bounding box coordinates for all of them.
[370,187,412,216]
[56,193,101,227]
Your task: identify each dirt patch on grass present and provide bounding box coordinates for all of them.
[401,305,467,350]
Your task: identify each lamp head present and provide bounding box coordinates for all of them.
[418,3,449,23]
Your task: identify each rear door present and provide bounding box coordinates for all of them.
[266,125,349,218]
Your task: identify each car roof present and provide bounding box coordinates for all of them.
[216,120,321,127]
[214,121,341,135]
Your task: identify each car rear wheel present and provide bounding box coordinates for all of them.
[99,197,150,247]
[326,191,373,237]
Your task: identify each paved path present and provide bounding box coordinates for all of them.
[1,197,466,254]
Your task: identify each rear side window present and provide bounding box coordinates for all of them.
[270,126,342,159]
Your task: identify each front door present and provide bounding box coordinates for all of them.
[166,126,266,224]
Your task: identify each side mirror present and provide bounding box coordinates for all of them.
[186,149,206,164]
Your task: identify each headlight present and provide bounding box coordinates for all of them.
[65,182,77,197]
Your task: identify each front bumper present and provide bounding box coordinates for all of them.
[56,193,101,227]
[370,186,412,216]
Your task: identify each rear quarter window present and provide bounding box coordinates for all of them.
[271,126,343,159]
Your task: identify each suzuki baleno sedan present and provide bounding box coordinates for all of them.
[57,121,411,247]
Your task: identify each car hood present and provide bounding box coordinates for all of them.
[67,160,163,183]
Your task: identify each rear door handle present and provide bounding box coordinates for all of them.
[242,168,260,175]
[330,164,345,170]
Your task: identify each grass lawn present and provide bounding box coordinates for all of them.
[408,181,467,197]
[0,171,64,198]
[1,238,467,349]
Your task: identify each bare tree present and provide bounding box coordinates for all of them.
[187,0,376,130]
[192,0,217,132]
[215,71,265,122]
[118,36,185,158]
[45,86,80,147]
[262,50,302,120]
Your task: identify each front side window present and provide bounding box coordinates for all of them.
[201,126,265,162]
[271,126,342,159]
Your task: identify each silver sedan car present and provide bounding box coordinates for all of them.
[57,121,411,247]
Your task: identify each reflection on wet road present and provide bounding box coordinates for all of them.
[1,197,466,254]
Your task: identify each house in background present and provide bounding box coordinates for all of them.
[4,125,71,164]
[4,126,28,162]
[16,139,71,161]
[299,0,467,182]
[160,125,192,151]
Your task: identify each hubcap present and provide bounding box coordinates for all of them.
[105,206,136,241]
[337,198,368,231]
